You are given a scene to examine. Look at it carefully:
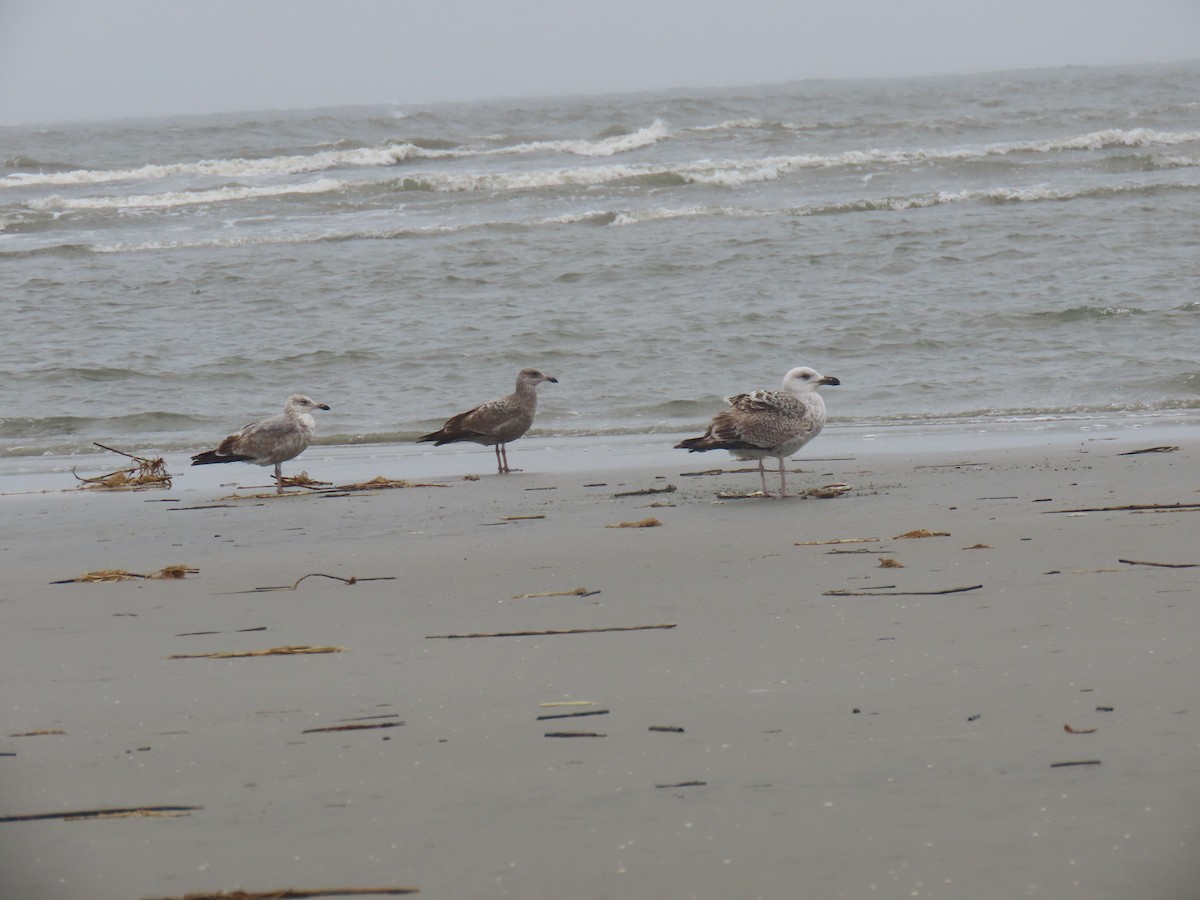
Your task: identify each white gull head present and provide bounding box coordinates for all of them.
[781,367,841,395]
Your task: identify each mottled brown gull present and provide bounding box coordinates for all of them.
[191,394,330,493]
[418,367,558,473]
[675,366,840,497]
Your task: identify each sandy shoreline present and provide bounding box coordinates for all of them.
[3,426,1200,899]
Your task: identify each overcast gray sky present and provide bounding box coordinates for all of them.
[2,0,1198,125]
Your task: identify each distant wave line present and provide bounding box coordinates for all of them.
[6,125,1194,195]
[27,178,346,211]
[29,150,1196,212]
[11,178,1194,255]
[2,121,671,190]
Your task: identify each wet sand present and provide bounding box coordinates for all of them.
[3,428,1200,899]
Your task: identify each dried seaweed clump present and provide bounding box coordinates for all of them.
[55,565,198,584]
[606,517,663,529]
[75,443,173,490]
[279,471,330,489]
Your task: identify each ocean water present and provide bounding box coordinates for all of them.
[2,62,1199,464]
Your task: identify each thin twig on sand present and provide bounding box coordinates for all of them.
[795,537,881,546]
[613,485,677,498]
[0,805,202,823]
[511,587,593,599]
[228,573,396,594]
[168,645,344,660]
[1117,445,1179,456]
[427,624,676,639]
[536,709,609,721]
[334,476,449,491]
[1117,558,1198,568]
[143,889,420,899]
[824,585,983,597]
[301,722,405,734]
[1046,502,1200,514]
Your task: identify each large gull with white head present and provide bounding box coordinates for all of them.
[675,366,840,497]
[417,367,558,474]
[191,394,330,493]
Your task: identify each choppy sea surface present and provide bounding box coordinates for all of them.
[3,62,1199,470]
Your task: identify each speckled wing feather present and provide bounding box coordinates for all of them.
[717,390,821,450]
[680,390,824,455]
[427,394,534,446]
[219,414,314,465]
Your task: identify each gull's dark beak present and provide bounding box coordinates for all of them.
[318,404,331,410]
[820,376,841,386]
[546,376,559,383]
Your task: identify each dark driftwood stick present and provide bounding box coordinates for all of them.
[544,731,606,738]
[0,805,202,823]
[655,780,706,788]
[302,722,405,734]
[427,624,676,639]
[93,442,152,463]
[1118,558,1198,568]
[1046,502,1200,514]
[1050,760,1102,768]
[168,645,343,660]
[143,889,420,899]
[613,484,677,498]
[176,627,267,637]
[536,709,609,721]
[824,585,983,597]
[914,461,987,469]
[795,537,881,546]
[1117,445,1179,455]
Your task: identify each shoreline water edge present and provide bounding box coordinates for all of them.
[4,411,1200,493]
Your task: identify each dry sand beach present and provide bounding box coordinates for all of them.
[2,425,1200,899]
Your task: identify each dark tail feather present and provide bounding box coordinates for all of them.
[418,427,480,446]
[674,436,711,452]
[191,449,251,466]
[675,436,761,454]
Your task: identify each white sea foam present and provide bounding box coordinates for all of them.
[28,178,346,211]
[0,144,462,190]
[494,120,669,157]
[693,118,767,131]
[609,206,767,226]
